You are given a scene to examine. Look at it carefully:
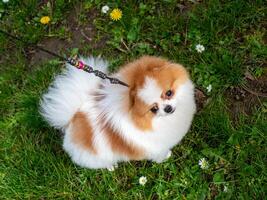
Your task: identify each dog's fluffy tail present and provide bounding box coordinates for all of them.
[40,56,108,130]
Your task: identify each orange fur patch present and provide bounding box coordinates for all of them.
[119,56,189,131]
[71,111,96,154]
[155,63,188,91]
[103,123,144,160]
[130,97,154,130]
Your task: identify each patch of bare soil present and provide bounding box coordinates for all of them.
[195,88,209,113]
[27,0,202,65]
[28,6,106,65]
[226,72,267,122]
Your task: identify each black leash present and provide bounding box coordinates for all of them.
[0,29,129,87]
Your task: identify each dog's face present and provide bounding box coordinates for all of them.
[123,56,189,131]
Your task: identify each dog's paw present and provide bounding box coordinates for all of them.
[165,150,172,160]
[153,150,172,163]
[107,166,115,171]
[107,163,118,171]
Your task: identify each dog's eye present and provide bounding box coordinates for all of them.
[150,105,159,114]
[165,90,173,97]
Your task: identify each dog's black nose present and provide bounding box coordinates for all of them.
[164,105,174,113]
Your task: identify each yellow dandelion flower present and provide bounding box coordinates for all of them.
[110,8,122,21]
[40,16,51,25]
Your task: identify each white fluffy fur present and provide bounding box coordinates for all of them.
[40,56,196,169]
[40,56,108,129]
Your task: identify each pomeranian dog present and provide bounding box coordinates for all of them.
[40,56,196,170]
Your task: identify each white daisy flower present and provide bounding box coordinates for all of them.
[195,44,205,53]
[2,0,9,3]
[206,84,212,93]
[198,158,209,169]
[101,5,110,14]
[139,176,147,186]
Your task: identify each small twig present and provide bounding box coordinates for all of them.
[241,84,267,98]
[120,38,130,51]
[184,16,189,46]
[80,30,92,42]
[131,41,151,50]
[115,46,128,53]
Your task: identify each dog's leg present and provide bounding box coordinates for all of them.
[153,150,172,163]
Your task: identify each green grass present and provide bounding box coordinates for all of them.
[0,0,266,199]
